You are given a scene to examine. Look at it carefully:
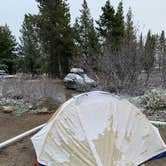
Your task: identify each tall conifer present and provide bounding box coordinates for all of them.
[36,0,74,77]
[143,30,156,80]
[73,0,100,68]
[96,0,115,45]
[114,1,125,46]
[19,14,42,74]
[0,25,17,73]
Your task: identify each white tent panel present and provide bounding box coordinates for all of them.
[31,91,166,166]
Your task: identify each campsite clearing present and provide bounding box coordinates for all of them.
[0,112,166,166]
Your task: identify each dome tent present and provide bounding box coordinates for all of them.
[31,91,166,166]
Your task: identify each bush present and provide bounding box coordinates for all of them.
[0,98,30,115]
[35,97,62,113]
[139,89,166,111]
[0,97,63,115]
[0,78,66,115]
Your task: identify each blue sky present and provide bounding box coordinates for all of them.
[0,0,165,41]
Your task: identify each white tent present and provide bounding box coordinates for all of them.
[31,91,166,166]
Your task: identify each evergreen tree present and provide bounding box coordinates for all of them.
[159,31,165,47]
[73,0,100,68]
[114,0,125,46]
[0,25,17,73]
[97,0,125,47]
[36,0,74,78]
[115,8,141,87]
[159,31,166,59]
[98,5,141,91]
[138,33,144,68]
[159,31,166,84]
[73,18,81,47]
[125,8,136,45]
[143,30,156,80]
[96,0,115,45]
[19,14,43,74]
[139,33,144,51]
[124,8,141,82]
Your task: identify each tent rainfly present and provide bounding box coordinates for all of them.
[31,91,166,166]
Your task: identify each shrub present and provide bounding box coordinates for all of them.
[139,89,166,111]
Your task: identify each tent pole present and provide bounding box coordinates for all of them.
[0,120,166,149]
[150,121,166,126]
[0,123,46,149]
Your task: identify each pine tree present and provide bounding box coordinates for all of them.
[159,31,166,58]
[143,30,156,81]
[73,0,100,68]
[139,33,144,50]
[96,0,115,45]
[96,0,125,47]
[125,8,136,45]
[73,18,81,47]
[115,8,141,86]
[0,25,17,73]
[19,14,43,74]
[159,30,166,84]
[114,0,125,46]
[138,33,144,69]
[36,0,74,78]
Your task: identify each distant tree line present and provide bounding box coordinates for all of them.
[1,0,166,93]
[0,25,17,73]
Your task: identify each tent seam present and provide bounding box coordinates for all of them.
[76,105,102,166]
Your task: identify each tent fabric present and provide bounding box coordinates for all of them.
[31,91,166,166]
[39,164,45,166]
[149,151,166,160]
[38,151,166,166]
[33,161,45,166]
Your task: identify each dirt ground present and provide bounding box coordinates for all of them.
[0,112,52,166]
[0,112,166,166]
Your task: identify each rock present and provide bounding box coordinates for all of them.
[2,106,13,113]
[34,107,49,114]
[28,104,33,109]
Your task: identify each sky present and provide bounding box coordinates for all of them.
[0,0,165,41]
